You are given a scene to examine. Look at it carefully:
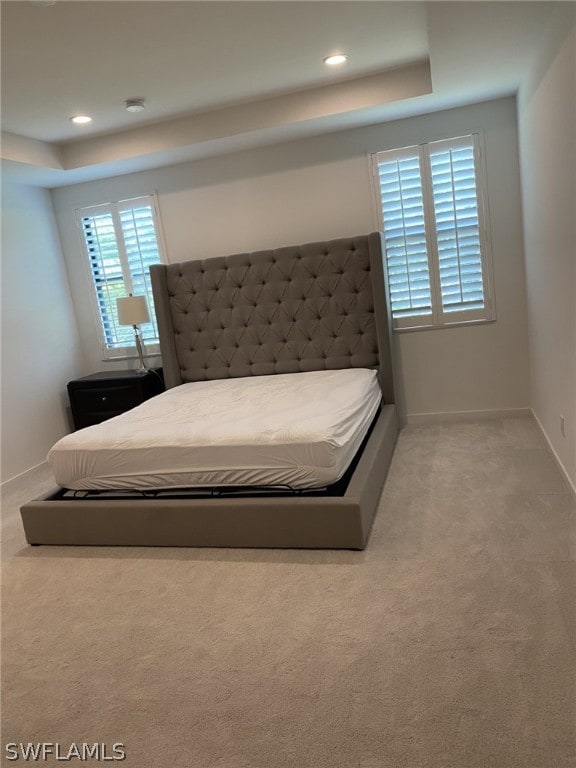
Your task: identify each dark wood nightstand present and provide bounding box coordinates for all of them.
[67,369,165,430]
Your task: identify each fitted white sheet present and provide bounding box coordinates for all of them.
[49,368,382,491]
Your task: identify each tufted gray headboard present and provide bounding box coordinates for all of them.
[150,232,395,403]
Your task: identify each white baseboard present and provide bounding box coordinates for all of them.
[530,410,576,498]
[1,461,49,493]
[406,408,531,425]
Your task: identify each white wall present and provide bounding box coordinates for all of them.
[52,97,530,419]
[517,5,576,488]
[1,180,85,482]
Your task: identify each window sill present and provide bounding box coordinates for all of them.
[100,344,161,363]
[393,316,496,333]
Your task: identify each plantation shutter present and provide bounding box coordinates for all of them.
[428,135,486,314]
[81,207,131,349]
[118,199,161,344]
[375,146,432,320]
[373,133,493,330]
[78,196,164,353]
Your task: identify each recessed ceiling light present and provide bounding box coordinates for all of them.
[70,115,92,125]
[125,98,145,113]
[323,54,348,66]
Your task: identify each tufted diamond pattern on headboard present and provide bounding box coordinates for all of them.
[151,233,394,399]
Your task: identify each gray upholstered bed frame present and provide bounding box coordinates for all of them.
[21,232,399,549]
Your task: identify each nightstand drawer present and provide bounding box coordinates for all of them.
[71,384,142,413]
[67,369,165,430]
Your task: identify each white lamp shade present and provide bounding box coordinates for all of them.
[116,294,150,326]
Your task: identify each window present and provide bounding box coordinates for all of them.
[77,195,165,357]
[373,134,495,330]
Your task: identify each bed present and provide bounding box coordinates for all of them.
[20,232,399,549]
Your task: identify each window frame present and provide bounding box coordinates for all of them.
[371,132,496,332]
[75,193,167,361]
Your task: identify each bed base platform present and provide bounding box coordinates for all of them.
[21,405,398,550]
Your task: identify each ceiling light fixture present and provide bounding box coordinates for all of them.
[125,98,145,113]
[70,115,92,125]
[323,53,348,66]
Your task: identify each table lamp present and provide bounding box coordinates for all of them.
[116,294,151,372]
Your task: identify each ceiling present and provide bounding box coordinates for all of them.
[0,1,556,187]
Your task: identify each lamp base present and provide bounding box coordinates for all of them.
[133,325,148,373]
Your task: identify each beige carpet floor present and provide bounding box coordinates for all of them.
[1,416,574,768]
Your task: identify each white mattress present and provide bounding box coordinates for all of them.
[48,368,382,491]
